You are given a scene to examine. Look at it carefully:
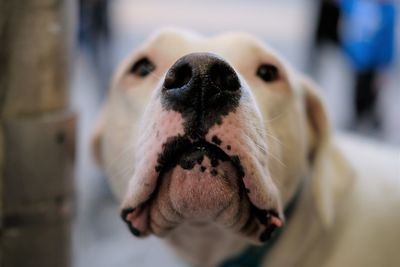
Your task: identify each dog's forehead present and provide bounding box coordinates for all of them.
[145,30,278,67]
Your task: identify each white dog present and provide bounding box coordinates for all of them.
[92,29,400,267]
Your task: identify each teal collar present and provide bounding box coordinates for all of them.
[217,185,303,267]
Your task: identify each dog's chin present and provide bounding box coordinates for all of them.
[147,150,269,243]
[163,161,240,217]
[121,142,284,243]
[150,159,241,229]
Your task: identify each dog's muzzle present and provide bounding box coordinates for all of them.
[120,52,283,244]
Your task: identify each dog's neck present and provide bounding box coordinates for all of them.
[166,221,248,267]
[165,177,323,267]
[261,177,327,266]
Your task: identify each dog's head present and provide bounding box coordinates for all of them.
[92,29,330,244]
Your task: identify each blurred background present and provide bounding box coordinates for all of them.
[1,0,398,266]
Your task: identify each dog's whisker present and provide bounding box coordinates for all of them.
[251,124,286,149]
[108,152,134,176]
[107,141,135,164]
[265,131,285,147]
[107,142,137,180]
[116,165,136,182]
[255,130,287,168]
[242,132,286,168]
[268,153,287,168]
[263,108,290,124]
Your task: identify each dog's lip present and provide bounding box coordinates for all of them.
[155,139,240,175]
[121,139,283,241]
[120,207,141,236]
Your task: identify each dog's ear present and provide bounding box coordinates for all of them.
[302,77,354,228]
[303,78,329,153]
[91,108,106,166]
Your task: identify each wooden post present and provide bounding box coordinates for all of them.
[0,0,76,266]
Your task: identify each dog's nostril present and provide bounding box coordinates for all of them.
[209,63,240,92]
[164,63,192,90]
[161,53,241,118]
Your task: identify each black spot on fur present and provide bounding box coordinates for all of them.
[155,136,192,173]
[227,145,231,150]
[211,169,218,176]
[230,155,245,179]
[211,158,219,168]
[180,149,205,170]
[155,136,233,174]
[200,166,206,172]
[212,135,222,145]
[196,156,204,164]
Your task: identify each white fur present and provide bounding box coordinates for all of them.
[93,29,400,267]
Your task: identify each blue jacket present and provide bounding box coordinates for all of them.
[340,0,396,71]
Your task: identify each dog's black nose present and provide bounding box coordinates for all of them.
[162,53,241,118]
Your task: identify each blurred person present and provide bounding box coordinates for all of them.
[314,0,342,48]
[340,0,396,128]
[79,0,110,53]
[79,0,112,95]
[309,0,342,77]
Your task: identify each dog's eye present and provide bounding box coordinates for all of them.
[129,57,155,77]
[256,64,279,82]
